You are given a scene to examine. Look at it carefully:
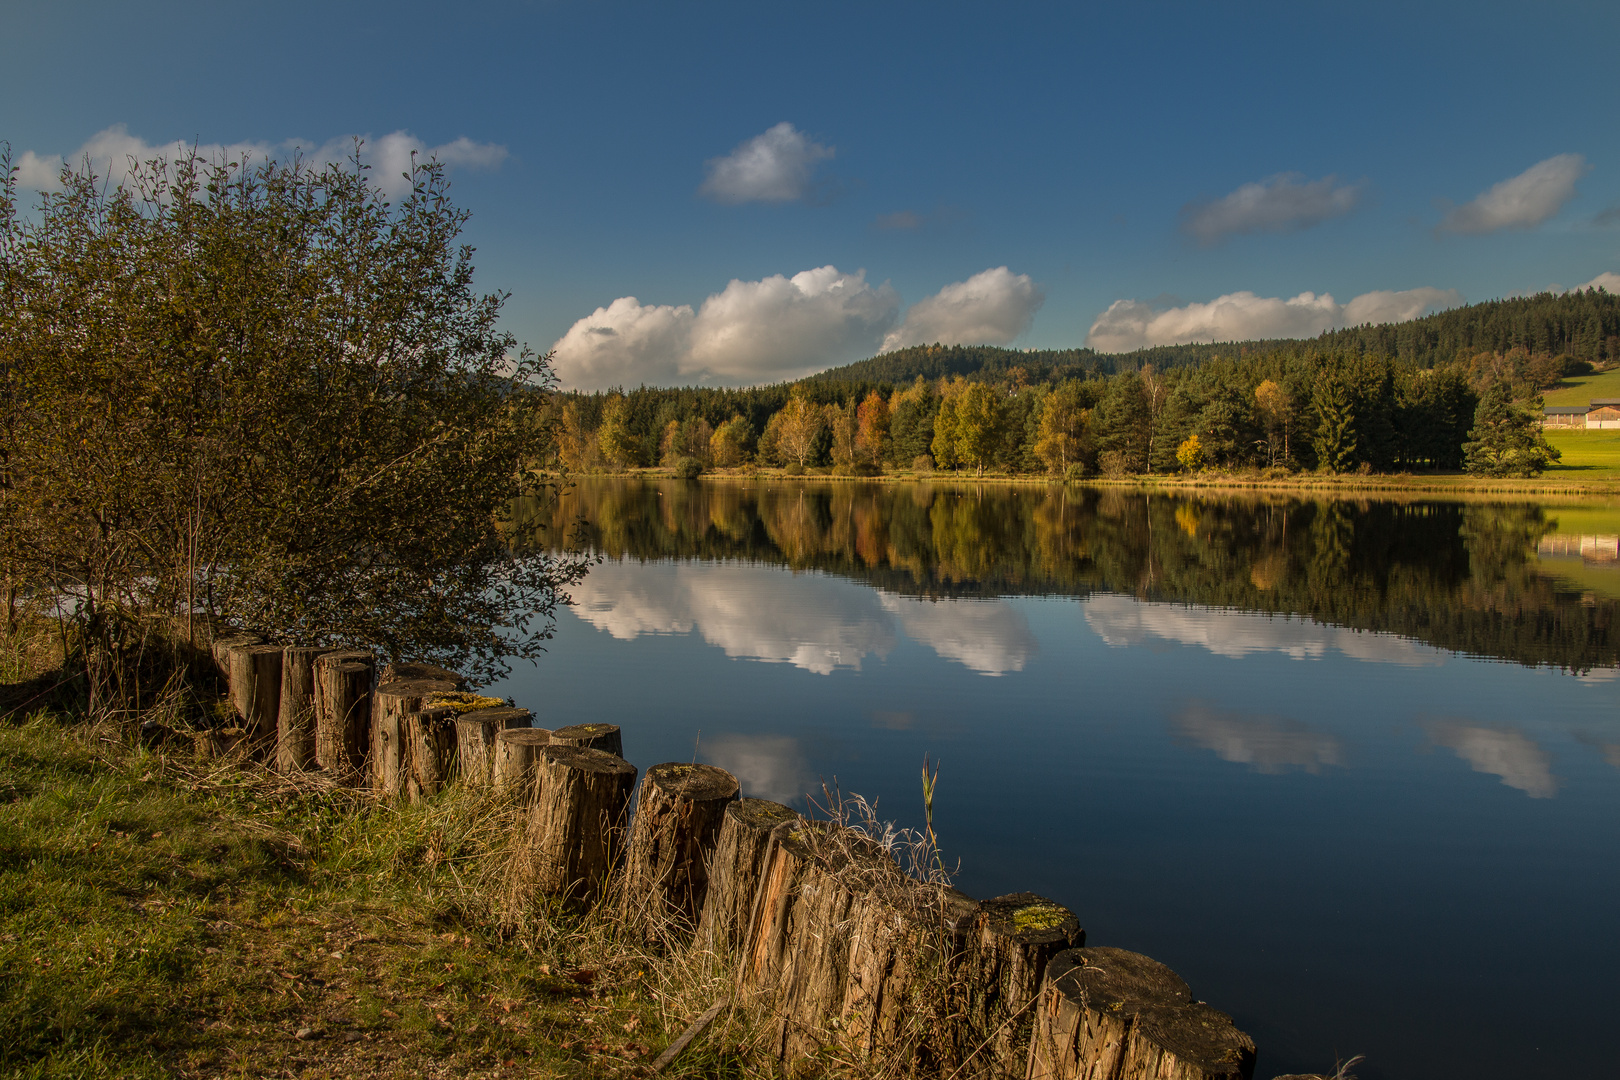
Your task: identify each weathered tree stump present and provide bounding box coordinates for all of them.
[523,745,638,907]
[550,722,623,756]
[405,704,459,801]
[1027,947,1255,1080]
[228,643,283,744]
[959,892,1084,1078]
[378,661,466,687]
[370,678,457,796]
[455,707,533,787]
[694,798,800,957]
[211,631,262,678]
[493,728,553,797]
[313,650,374,780]
[617,763,740,941]
[737,819,825,997]
[275,647,335,772]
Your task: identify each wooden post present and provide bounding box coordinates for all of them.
[694,798,800,957]
[371,678,457,797]
[1027,947,1255,1080]
[618,763,740,942]
[455,707,532,787]
[379,661,466,687]
[550,722,623,757]
[523,745,638,907]
[493,727,553,797]
[961,893,1084,1079]
[211,630,261,678]
[275,646,335,772]
[228,643,283,745]
[314,650,374,781]
[737,819,826,997]
[405,704,458,801]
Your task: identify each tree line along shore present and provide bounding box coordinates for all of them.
[545,338,1602,482]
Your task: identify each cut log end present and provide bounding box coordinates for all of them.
[981,891,1084,948]
[550,722,623,757]
[379,661,465,687]
[644,761,741,803]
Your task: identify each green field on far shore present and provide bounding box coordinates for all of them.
[1541,367,1620,407]
[1545,429,1620,478]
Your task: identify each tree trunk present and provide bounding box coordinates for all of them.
[493,727,553,797]
[405,704,458,802]
[371,678,457,797]
[737,819,826,998]
[378,661,466,687]
[314,651,374,782]
[550,722,623,756]
[1027,947,1254,1080]
[960,892,1084,1079]
[455,707,532,787]
[275,646,335,772]
[694,798,800,958]
[228,643,283,746]
[522,745,638,908]
[618,762,739,943]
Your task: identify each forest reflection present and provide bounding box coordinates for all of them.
[513,478,1619,672]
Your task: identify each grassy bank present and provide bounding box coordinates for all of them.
[571,464,1620,499]
[0,709,747,1080]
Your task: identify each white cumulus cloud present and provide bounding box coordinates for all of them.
[1572,271,1620,294]
[551,265,901,389]
[12,124,506,198]
[880,267,1044,353]
[1439,153,1590,235]
[698,122,834,204]
[1428,721,1559,799]
[1181,172,1363,246]
[1085,285,1463,352]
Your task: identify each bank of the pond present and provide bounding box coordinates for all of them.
[566,465,1620,499]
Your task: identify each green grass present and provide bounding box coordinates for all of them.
[1540,366,1620,407]
[0,713,752,1080]
[1544,429,1620,478]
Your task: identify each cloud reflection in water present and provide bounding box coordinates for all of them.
[569,559,1032,675]
[704,734,814,805]
[1428,721,1560,798]
[1171,701,1346,774]
[1084,595,1445,667]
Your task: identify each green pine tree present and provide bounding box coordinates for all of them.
[1463,385,1560,477]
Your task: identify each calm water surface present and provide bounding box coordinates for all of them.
[493,479,1620,1080]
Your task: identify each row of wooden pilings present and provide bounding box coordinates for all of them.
[206,629,1261,1080]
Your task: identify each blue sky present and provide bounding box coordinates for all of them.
[5,0,1618,388]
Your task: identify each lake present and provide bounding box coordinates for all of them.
[491,478,1620,1080]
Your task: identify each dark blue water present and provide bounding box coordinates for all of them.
[492,480,1620,1079]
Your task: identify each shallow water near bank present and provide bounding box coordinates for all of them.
[492,478,1620,1079]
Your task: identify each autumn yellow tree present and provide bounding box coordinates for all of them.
[1034,382,1089,474]
[597,393,640,468]
[1254,379,1294,466]
[775,396,824,466]
[827,401,858,467]
[709,415,752,467]
[855,391,891,467]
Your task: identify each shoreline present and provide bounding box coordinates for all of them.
[558,466,1620,501]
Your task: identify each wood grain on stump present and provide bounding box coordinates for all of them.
[228,643,283,745]
[371,678,457,797]
[313,651,374,780]
[694,798,800,957]
[378,661,466,687]
[523,745,638,907]
[493,728,553,797]
[738,819,824,997]
[618,763,740,941]
[275,647,335,772]
[1028,947,1254,1080]
[405,704,458,802]
[962,892,1084,1079]
[455,707,532,787]
[550,722,622,757]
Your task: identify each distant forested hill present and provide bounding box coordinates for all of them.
[807,288,1620,385]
